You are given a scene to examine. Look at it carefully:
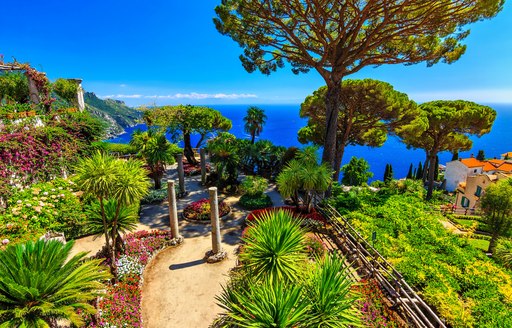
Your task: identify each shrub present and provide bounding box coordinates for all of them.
[0,179,86,247]
[240,176,268,196]
[182,198,230,221]
[141,187,168,204]
[238,193,273,210]
[304,234,326,259]
[246,206,326,225]
[355,279,401,328]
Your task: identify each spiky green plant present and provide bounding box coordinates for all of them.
[304,253,361,327]
[216,277,307,328]
[0,239,110,327]
[240,210,306,283]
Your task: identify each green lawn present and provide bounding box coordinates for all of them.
[467,238,490,252]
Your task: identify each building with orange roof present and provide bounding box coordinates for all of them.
[501,151,512,160]
[446,154,512,210]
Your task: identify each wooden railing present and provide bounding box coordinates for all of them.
[317,204,447,328]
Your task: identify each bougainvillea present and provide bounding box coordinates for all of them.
[354,279,402,327]
[182,198,230,221]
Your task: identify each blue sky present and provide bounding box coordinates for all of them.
[1,0,511,106]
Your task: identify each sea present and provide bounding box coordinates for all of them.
[107,104,512,182]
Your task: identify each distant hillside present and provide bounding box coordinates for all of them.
[84,92,141,137]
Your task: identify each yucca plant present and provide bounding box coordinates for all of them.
[304,253,361,327]
[240,210,306,282]
[0,239,110,327]
[216,277,307,328]
[85,198,139,251]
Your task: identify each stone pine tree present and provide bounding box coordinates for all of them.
[407,163,414,179]
[298,79,418,181]
[214,0,504,173]
[400,100,496,200]
[480,179,512,253]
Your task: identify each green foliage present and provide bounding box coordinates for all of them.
[52,78,79,105]
[332,189,512,327]
[304,254,361,327]
[51,111,106,144]
[406,163,414,179]
[85,198,139,241]
[495,239,512,269]
[298,79,418,177]
[140,187,168,204]
[144,104,232,164]
[277,146,332,211]
[341,157,373,186]
[84,92,141,134]
[240,176,268,197]
[0,179,87,246]
[92,141,138,155]
[241,210,307,283]
[476,150,486,161]
[0,71,29,104]
[238,139,286,178]
[239,193,273,210]
[383,163,394,183]
[480,178,512,252]
[207,132,240,190]
[0,239,110,327]
[130,128,181,189]
[243,106,267,144]
[399,100,496,199]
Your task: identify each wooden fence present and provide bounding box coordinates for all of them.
[316,204,447,328]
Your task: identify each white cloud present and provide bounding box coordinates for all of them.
[101,92,257,100]
[409,89,512,104]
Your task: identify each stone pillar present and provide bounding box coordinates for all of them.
[200,148,207,185]
[69,78,85,112]
[209,187,222,254]
[177,153,186,195]
[167,180,180,239]
[26,73,41,104]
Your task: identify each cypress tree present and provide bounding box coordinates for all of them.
[476,150,485,161]
[451,150,459,161]
[388,164,394,183]
[406,163,413,179]
[383,164,390,182]
[416,162,423,180]
[413,168,417,179]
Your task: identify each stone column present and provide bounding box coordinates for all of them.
[69,78,85,112]
[200,148,207,185]
[26,73,41,104]
[167,180,180,240]
[177,153,186,195]
[209,187,222,254]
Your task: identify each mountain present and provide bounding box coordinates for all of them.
[84,92,141,137]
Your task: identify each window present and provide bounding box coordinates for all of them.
[461,196,470,208]
[473,169,477,173]
[475,186,482,197]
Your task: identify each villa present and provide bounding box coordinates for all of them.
[445,154,512,210]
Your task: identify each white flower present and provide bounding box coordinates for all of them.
[43,192,48,196]
[26,203,32,207]
[58,187,63,190]
[2,239,9,245]
[16,200,22,204]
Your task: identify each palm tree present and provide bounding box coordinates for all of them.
[277,146,332,212]
[305,253,361,327]
[240,210,306,282]
[130,128,179,189]
[74,152,150,280]
[0,239,110,327]
[85,199,138,252]
[243,106,267,144]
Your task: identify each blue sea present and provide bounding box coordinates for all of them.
[107,104,512,181]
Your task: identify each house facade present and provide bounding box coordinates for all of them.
[455,172,511,210]
[445,158,485,192]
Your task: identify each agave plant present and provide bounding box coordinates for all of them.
[216,276,307,328]
[304,253,361,327]
[0,239,110,327]
[240,209,306,283]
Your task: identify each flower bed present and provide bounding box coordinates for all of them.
[89,230,182,327]
[182,198,230,222]
[183,162,209,176]
[354,278,404,327]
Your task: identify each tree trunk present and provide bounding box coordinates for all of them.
[333,140,346,182]
[426,151,438,200]
[488,231,499,253]
[111,202,122,282]
[183,132,197,164]
[99,198,111,260]
[322,82,342,170]
[251,133,255,144]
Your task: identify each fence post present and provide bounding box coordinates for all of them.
[204,187,227,263]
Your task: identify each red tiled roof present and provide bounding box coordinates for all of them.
[483,162,497,172]
[488,159,505,166]
[497,163,512,172]
[460,158,485,168]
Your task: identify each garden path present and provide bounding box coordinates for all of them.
[70,164,285,327]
